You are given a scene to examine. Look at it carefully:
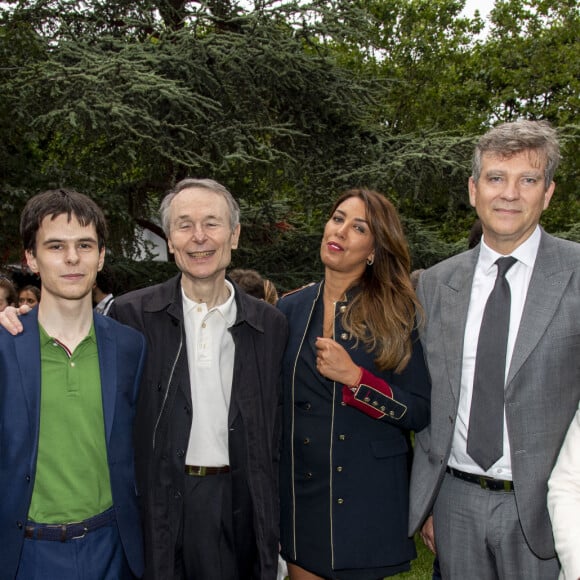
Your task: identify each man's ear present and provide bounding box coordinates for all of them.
[98,246,106,272]
[543,181,556,210]
[231,224,241,250]
[25,249,38,274]
[468,176,478,209]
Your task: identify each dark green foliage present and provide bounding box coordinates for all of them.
[0,0,578,278]
[105,258,179,296]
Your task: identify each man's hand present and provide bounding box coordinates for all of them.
[0,305,29,335]
[420,515,437,554]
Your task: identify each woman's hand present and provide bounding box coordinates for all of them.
[315,337,360,385]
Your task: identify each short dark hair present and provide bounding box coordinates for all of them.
[20,188,108,254]
[18,284,41,302]
[95,265,115,295]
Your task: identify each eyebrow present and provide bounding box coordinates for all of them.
[42,236,98,245]
[485,169,543,177]
[174,214,224,222]
[335,208,369,225]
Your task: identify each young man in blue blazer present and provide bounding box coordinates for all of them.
[0,189,146,579]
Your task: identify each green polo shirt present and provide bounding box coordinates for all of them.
[28,324,113,523]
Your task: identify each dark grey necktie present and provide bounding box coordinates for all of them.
[467,256,517,471]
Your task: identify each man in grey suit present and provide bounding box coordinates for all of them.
[409,120,580,579]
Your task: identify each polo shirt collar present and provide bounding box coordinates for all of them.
[181,280,237,327]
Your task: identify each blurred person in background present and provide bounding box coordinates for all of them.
[548,401,580,580]
[92,265,115,316]
[18,285,41,308]
[0,276,18,312]
[263,278,279,305]
[228,268,266,300]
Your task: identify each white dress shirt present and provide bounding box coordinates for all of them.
[182,280,237,467]
[449,226,541,479]
[94,293,114,316]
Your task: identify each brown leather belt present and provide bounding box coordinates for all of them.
[24,507,115,542]
[446,467,514,492]
[185,465,230,477]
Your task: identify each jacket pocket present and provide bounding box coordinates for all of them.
[371,436,409,458]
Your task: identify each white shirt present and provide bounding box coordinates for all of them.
[449,226,541,479]
[182,280,237,467]
[94,293,114,316]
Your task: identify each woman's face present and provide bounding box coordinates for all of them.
[320,196,375,276]
[19,289,39,308]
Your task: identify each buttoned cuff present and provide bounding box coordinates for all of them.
[342,368,407,421]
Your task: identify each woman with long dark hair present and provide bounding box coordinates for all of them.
[278,188,430,579]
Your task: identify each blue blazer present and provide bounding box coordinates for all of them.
[278,281,431,570]
[0,308,147,579]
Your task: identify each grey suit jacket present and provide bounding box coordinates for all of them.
[409,229,580,559]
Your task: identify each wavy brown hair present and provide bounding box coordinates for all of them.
[332,189,421,373]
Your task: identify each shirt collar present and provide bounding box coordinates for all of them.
[96,293,113,307]
[479,225,541,273]
[181,280,237,326]
[38,322,97,347]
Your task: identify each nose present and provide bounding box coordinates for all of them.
[65,247,80,264]
[335,222,348,238]
[191,225,207,243]
[501,179,520,201]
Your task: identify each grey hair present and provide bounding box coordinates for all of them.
[159,178,241,237]
[472,120,560,189]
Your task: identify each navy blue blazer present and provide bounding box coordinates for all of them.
[0,308,147,579]
[278,282,431,571]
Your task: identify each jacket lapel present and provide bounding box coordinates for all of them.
[14,311,42,452]
[507,233,571,386]
[94,314,116,444]
[439,251,478,401]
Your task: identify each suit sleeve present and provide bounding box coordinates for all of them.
[342,368,397,420]
[548,403,580,580]
[342,330,431,431]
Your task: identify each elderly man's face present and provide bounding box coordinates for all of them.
[167,187,240,290]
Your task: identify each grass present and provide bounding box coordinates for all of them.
[391,535,434,579]
[281,536,435,580]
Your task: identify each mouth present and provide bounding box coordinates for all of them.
[493,209,521,219]
[327,241,343,252]
[187,250,215,259]
[494,206,520,213]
